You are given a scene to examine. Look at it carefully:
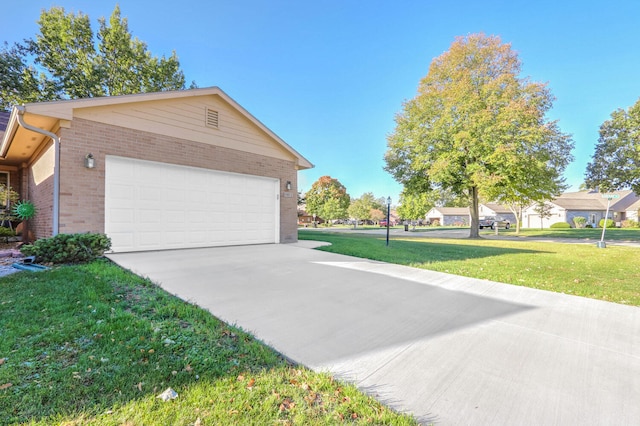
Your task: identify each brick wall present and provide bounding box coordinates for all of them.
[56,118,299,243]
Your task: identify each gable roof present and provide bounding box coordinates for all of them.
[552,190,638,210]
[481,202,512,214]
[428,207,470,216]
[0,87,313,170]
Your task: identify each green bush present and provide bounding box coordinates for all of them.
[572,216,587,228]
[621,219,639,228]
[585,224,593,228]
[0,226,15,243]
[20,233,111,264]
[550,221,571,228]
[598,218,616,229]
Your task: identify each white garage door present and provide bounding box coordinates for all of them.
[105,156,279,252]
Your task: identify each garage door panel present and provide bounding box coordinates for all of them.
[105,156,279,252]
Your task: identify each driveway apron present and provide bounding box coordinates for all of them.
[107,243,640,425]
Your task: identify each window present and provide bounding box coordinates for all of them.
[0,171,9,210]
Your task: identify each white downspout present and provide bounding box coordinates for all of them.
[15,105,60,236]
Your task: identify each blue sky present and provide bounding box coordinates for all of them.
[2,1,640,204]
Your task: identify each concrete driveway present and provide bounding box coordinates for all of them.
[108,243,640,425]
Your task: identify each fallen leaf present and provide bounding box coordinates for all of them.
[237,375,245,382]
[137,382,143,392]
[0,358,5,365]
[185,364,193,372]
[0,383,12,390]
[247,378,255,389]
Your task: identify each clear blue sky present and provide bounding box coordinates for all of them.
[3,1,640,204]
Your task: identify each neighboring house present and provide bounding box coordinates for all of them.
[479,202,516,223]
[626,199,640,222]
[0,87,313,252]
[426,207,470,226]
[522,190,640,228]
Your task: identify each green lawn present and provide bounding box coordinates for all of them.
[494,227,640,241]
[0,260,417,425]
[299,230,640,306]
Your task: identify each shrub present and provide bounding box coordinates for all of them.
[20,233,111,264]
[430,218,441,227]
[598,218,616,229]
[550,221,571,229]
[0,226,15,242]
[621,219,639,228]
[585,224,593,228]
[572,216,587,228]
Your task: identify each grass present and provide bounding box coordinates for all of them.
[298,230,640,306]
[0,260,417,425]
[494,227,640,241]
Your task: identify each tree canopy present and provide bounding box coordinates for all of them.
[1,5,189,110]
[585,98,640,193]
[304,176,350,223]
[385,33,573,238]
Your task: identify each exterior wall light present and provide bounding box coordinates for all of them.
[286,181,292,190]
[85,153,95,169]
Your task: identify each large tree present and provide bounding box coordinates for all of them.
[1,5,188,109]
[585,98,640,193]
[385,34,573,238]
[348,192,377,227]
[305,176,350,224]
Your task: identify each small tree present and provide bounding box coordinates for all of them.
[573,216,587,229]
[348,194,375,228]
[533,202,553,230]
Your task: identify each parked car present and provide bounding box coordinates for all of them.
[479,216,510,229]
[379,219,388,227]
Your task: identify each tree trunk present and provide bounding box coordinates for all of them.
[469,186,480,238]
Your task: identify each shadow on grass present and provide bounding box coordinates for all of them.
[299,230,549,266]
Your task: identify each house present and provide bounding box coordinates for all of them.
[522,190,640,228]
[426,207,470,226]
[479,202,516,223]
[0,87,313,252]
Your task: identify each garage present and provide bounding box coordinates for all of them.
[105,156,280,252]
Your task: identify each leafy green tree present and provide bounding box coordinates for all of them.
[2,5,187,109]
[585,98,640,193]
[96,6,185,95]
[348,193,376,227]
[0,42,57,110]
[305,176,350,225]
[397,192,432,228]
[385,34,573,238]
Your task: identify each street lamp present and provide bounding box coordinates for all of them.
[386,196,391,247]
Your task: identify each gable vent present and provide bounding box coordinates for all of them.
[206,108,219,129]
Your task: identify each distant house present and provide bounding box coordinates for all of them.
[522,190,640,228]
[479,202,516,223]
[426,207,470,226]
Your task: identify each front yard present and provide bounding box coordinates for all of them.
[298,229,640,306]
[0,260,417,425]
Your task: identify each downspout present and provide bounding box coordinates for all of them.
[15,105,60,236]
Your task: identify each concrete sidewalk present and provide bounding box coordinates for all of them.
[108,243,640,425]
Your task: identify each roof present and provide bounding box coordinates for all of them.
[428,207,470,216]
[0,87,313,170]
[0,111,9,141]
[552,190,638,211]
[481,202,512,214]
[0,111,9,131]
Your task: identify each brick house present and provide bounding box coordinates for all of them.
[0,87,313,252]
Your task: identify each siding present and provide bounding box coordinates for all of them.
[73,95,297,163]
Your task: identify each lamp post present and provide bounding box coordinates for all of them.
[386,196,391,247]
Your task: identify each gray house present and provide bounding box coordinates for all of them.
[522,190,640,228]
